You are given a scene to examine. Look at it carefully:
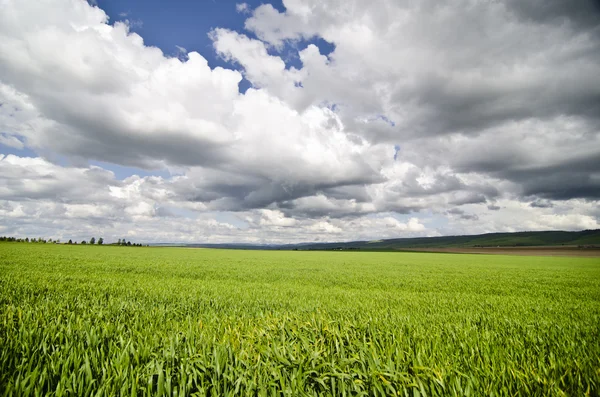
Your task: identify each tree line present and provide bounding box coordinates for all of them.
[0,236,145,246]
[0,236,64,244]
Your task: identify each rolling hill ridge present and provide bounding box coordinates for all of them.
[182,229,600,250]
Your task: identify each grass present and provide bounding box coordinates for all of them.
[1,243,599,396]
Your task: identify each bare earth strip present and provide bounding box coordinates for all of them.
[398,246,600,257]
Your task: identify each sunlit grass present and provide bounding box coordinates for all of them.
[1,243,599,396]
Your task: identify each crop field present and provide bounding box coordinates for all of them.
[1,244,599,396]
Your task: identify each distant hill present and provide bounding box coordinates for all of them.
[287,229,600,251]
[180,229,600,251]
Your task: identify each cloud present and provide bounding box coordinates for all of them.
[1,153,598,243]
[505,0,600,31]
[0,154,117,202]
[0,133,24,149]
[122,18,143,30]
[241,0,600,138]
[447,208,479,221]
[235,3,249,14]
[0,0,382,206]
[0,0,598,243]
[530,200,554,209]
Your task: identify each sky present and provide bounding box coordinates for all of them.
[1,0,599,244]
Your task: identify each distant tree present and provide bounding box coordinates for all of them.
[25,237,29,242]
[127,241,132,246]
[81,240,87,245]
[98,237,103,245]
[68,239,73,244]
[117,238,122,245]
[90,237,96,245]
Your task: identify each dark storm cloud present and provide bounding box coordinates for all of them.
[449,193,487,206]
[165,170,383,213]
[276,201,367,219]
[447,208,479,221]
[501,153,600,200]
[395,60,600,139]
[321,185,372,203]
[440,130,600,202]
[419,91,598,139]
[506,0,600,30]
[530,200,554,208]
[521,176,600,200]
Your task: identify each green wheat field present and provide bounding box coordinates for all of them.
[1,243,599,396]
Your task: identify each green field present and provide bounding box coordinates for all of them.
[1,244,599,396]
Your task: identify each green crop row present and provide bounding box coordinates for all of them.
[1,243,599,396]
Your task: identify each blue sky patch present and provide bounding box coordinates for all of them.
[393,145,400,161]
[95,0,334,91]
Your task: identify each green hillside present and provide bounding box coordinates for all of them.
[295,229,600,251]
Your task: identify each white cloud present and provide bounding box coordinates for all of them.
[235,3,249,14]
[258,209,297,227]
[0,134,23,149]
[241,0,600,140]
[0,0,598,243]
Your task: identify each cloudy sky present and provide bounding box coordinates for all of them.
[1,0,599,244]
